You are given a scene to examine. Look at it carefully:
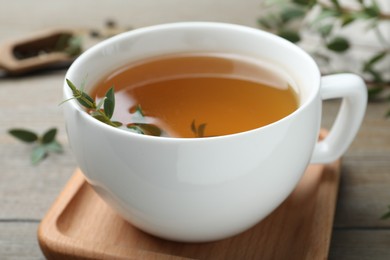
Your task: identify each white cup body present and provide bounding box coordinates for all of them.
[64,22,327,242]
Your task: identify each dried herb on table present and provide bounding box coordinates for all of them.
[13,33,82,60]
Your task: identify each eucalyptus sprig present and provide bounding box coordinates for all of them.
[125,104,161,135]
[8,128,63,165]
[258,0,390,114]
[65,79,122,127]
[65,79,162,136]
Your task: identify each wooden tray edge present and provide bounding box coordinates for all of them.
[38,130,340,259]
[38,171,182,260]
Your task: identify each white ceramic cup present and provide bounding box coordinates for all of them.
[63,22,367,242]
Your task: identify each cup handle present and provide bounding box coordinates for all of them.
[310,74,367,164]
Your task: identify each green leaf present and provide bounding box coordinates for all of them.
[66,78,78,93]
[104,87,115,119]
[281,7,306,23]
[135,104,145,117]
[59,96,77,106]
[78,92,96,109]
[127,123,162,136]
[44,141,63,153]
[129,104,145,116]
[96,97,106,110]
[190,120,208,137]
[257,18,273,30]
[191,120,197,135]
[278,30,301,43]
[313,9,338,25]
[326,37,350,52]
[364,51,387,70]
[330,0,342,11]
[111,121,123,127]
[31,145,47,165]
[341,14,355,27]
[351,11,371,20]
[364,67,384,83]
[318,24,333,37]
[42,128,57,144]
[364,1,381,18]
[126,124,145,135]
[66,79,95,109]
[197,123,207,138]
[9,129,38,143]
[90,111,121,127]
[141,124,162,136]
[129,104,146,123]
[90,111,111,125]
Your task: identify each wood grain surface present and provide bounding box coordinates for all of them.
[38,158,340,260]
[1,1,390,259]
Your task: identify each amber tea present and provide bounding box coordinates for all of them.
[90,53,299,138]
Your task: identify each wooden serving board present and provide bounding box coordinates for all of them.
[38,134,340,259]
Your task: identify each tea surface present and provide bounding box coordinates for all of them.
[91,53,298,137]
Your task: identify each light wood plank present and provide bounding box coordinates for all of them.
[0,222,45,259]
[334,157,390,227]
[330,229,390,260]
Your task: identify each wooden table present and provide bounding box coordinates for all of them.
[1,1,389,259]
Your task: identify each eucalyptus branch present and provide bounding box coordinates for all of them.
[317,0,390,20]
[64,79,163,136]
[258,0,390,112]
[258,0,390,219]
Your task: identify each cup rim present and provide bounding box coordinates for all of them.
[64,21,321,142]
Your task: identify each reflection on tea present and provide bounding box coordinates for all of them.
[90,53,299,138]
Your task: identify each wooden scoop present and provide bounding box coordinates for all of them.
[0,29,80,75]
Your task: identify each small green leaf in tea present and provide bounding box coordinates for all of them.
[128,104,147,124]
[191,120,207,138]
[64,80,166,136]
[127,123,162,136]
[104,87,115,119]
[65,79,96,109]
